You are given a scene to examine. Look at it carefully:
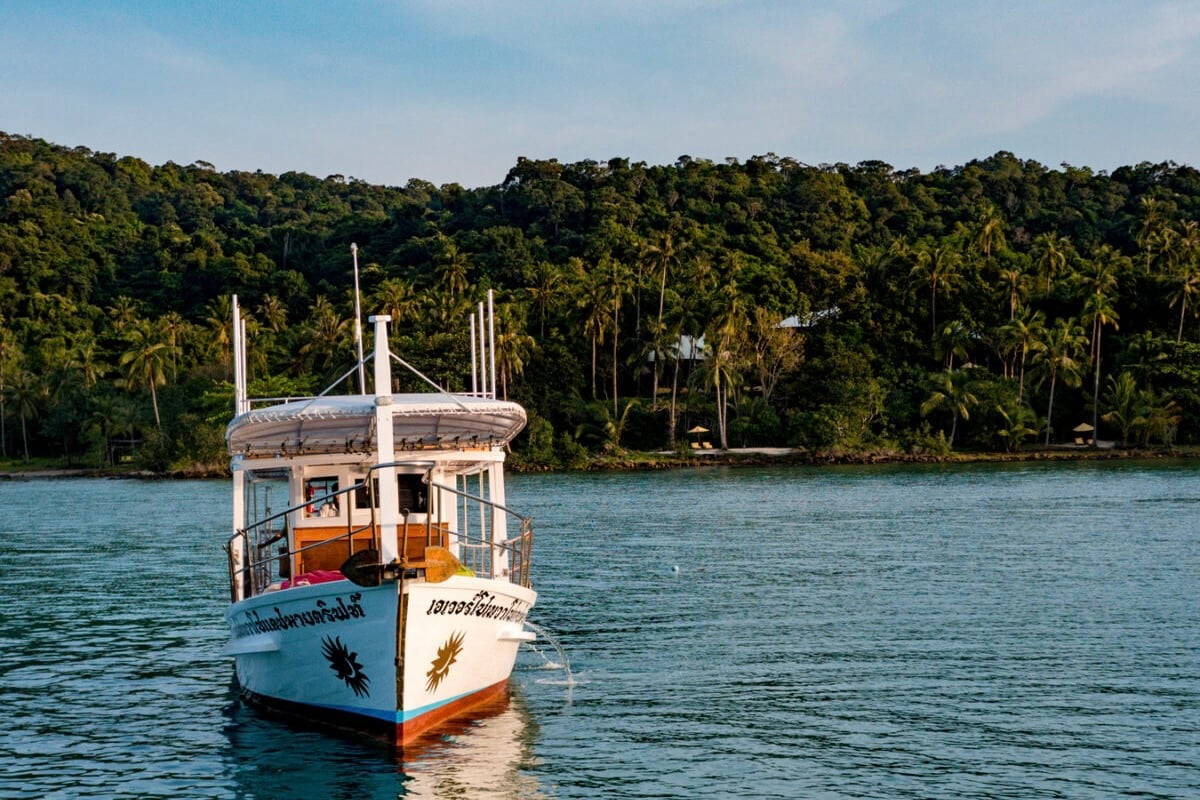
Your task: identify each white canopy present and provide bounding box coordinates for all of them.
[227,394,527,457]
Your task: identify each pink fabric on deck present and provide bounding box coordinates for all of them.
[281,570,345,589]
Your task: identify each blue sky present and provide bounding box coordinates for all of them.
[3,1,1200,188]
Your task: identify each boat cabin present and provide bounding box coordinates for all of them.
[228,449,524,602]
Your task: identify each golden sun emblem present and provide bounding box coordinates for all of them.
[425,631,465,692]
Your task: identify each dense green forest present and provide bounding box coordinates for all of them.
[3,131,1200,471]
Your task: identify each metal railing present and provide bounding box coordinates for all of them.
[226,480,376,600]
[224,465,534,600]
[426,479,534,588]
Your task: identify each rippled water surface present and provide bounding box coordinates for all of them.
[1,461,1198,799]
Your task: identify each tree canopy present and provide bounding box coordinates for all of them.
[2,133,1198,470]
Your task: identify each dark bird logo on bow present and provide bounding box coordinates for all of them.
[322,635,370,697]
[426,631,465,692]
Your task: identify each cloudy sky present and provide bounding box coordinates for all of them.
[4,1,1199,188]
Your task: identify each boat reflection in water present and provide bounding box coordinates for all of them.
[221,683,547,799]
[401,688,547,798]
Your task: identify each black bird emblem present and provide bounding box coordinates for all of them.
[322,635,371,697]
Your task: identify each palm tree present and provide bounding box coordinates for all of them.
[920,369,978,446]
[577,272,610,401]
[120,319,176,429]
[1136,196,1168,272]
[0,328,12,459]
[997,267,1027,320]
[994,400,1037,452]
[935,320,973,370]
[494,304,537,401]
[107,295,142,335]
[204,295,234,379]
[158,312,187,382]
[1032,232,1071,295]
[256,295,289,333]
[705,278,750,449]
[1166,261,1200,343]
[8,369,43,461]
[1101,372,1142,447]
[523,261,566,338]
[910,240,962,339]
[1137,388,1181,446]
[1032,318,1087,445]
[599,256,633,417]
[971,203,1006,260]
[434,235,471,296]
[298,295,352,377]
[63,334,105,391]
[1079,249,1123,443]
[642,229,686,342]
[998,308,1046,401]
[369,278,418,325]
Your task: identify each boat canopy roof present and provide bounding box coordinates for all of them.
[226,394,527,457]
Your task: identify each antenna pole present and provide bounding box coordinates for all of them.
[232,294,247,415]
[477,302,487,397]
[351,243,366,394]
[469,314,478,395]
[488,290,497,400]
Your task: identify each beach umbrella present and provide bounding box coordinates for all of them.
[687,425,709,434]
[1073,422,1095,433]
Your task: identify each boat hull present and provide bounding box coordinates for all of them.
[224,575,536,743]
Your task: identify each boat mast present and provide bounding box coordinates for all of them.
[351,243,367,395]
[370,314,400,565]
[488,289,497,400]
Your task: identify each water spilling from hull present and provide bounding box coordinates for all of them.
[522,620,575,687]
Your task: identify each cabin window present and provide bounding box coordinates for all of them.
[354,474,428,515]
[304,475,340,518]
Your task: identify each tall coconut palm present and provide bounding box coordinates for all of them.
[997,267,1028,320]
[1166,261,1200,343]
[642,229,686,342]
[578,271,610,401]
[1079,248,1123,443]
[705,279,750,449]
[158,311,187,382]
[434,235,471,297]
[910,240,962,339]
[1032,232,1071,295]
[1032,318,1087,445]
[107,295,142,335]
[120,318,176,429]
[935,320,973,370]
[971,203,1006,260]
[369,278,418,326]
[204,295,234,379]
[256,294,289,333]
[494,303,537,401]
[1082,290,1119,445]
[599,256,633,417]
[523,261,566,338]
[998,308,1046,402]
[7,369,44,461]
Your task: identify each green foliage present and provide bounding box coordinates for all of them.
[4,132,1200,468]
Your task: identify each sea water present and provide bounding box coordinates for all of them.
[0,461,1197,799]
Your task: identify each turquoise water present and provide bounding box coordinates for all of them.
[1,461,1198,798]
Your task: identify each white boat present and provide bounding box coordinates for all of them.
[221,290,537,745]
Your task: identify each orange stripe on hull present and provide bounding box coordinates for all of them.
[398,679,510,745]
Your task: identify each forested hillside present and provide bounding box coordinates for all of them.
[3,131,1200,471]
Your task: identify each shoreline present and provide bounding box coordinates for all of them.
[0,445,1192,480]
